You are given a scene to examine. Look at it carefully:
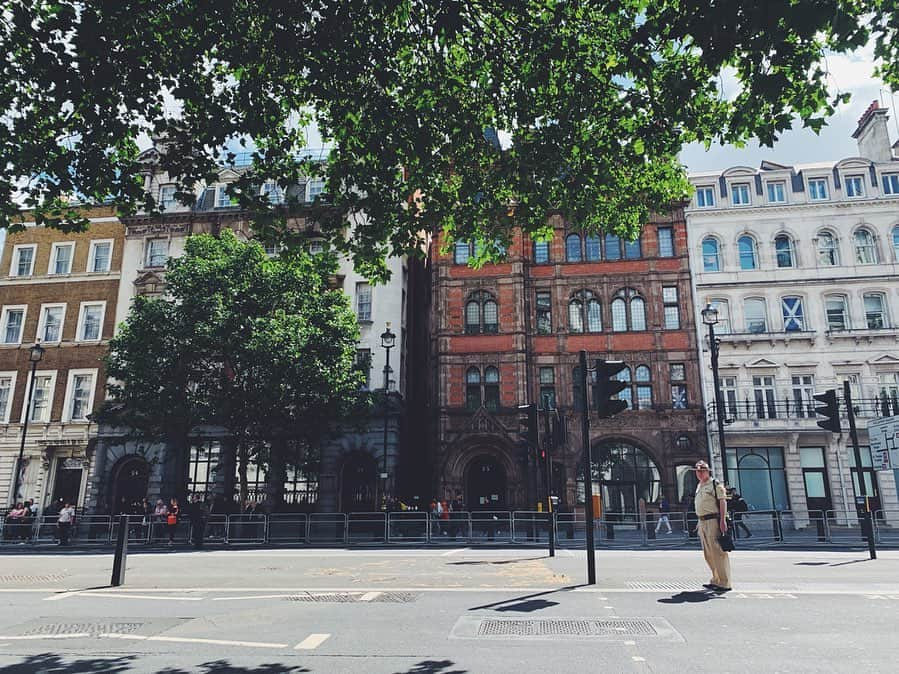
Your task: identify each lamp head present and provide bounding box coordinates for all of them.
[380,322,396,349]
[701,303,719,326]
[29,342,45,363]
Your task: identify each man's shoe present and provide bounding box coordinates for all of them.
[702,583,717,590]
[713,585,732,593]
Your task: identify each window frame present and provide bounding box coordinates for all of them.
[48,242,75,275]
[568,290,602,333]
[695,185,716,208]
[670,363,687,410]
[845,175,865,198]
[62,368,97,422]
[882,173,899,196]
[774,234,796,268]
[159,184,177,210]
[781,295,806,332]
[1,305,27,345]
[144,238,169,268]
[611,287,645,332]
[215,184,237,208]
[260,181,284,205]
[634,364,653,410]
[565,234,582,262]
[824,295,849,331]
[87,239,114,273]
[731,183,751,206]
[892,225,899,262]
[708,299,731,334]
[863,292,888,330]
[536,291,552,335]
[10,244,37,277]
[76,301,106,342]
[816,230,840,266]
[744,297,769,333]
[854,228,878,265]
[21,369,57,423]
[37,303,66,343]
[453,241,472,265]
[737,235,758,270]
[306,178,325,202]
[657,226,675,257]
[766,181,786,203]
[808,177,829,201]
[533,239,550,264]
[355,282,372,322]
[539,366,556,409]
[0,371,17,423]
[465,290,499,334]
[662,286,680,329]
[701,237,721,272]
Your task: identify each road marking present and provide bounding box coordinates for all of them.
[0,634,91,640]
[43,590,83,601]
[604,606,614,609]
[632,656,646,662]
[294,633,331,650]
[359,591,382,601]
[72,592,203,601]
[442,548,466,556]
[99,633,287,649]
[624,640,636,646]
[212,594,299,601]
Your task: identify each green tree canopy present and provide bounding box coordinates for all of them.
[104,230,367,498]
[2,1,891,278]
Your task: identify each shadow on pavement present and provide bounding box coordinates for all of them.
[828,558,871,567]
[391,660,467,674]
[448,556,547,566]
[467,585,587,612]
[657,591,724,604]
[0,655,311,673]
[494,598,559,612]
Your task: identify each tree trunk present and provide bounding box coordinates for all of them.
[237,442,249,509]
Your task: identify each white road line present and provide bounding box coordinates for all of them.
[212,594,299,601]
[624,640,636,646]
[74,592,203,601]
[632,656,646,662]
[294,633,331,650]
[441,548,467,556]
[43,590,83,601]
[0,634,91,640]
[359,591,382,601]
[99,633,287,649]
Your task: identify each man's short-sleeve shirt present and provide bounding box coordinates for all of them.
[694,480,726,517]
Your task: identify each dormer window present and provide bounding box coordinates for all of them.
[160,185,177,210]
[845,175,865,198]
[731,184,751,206]
[307,178,325,202]
[261,181,284,205]
[766,181,786,203]
[695,186,715,208]
[808,178,829,201]
[216,185,237,208]
[883,173,899,196]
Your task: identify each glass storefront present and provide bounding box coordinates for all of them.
[726,447,789,511]
[577,442,661,513]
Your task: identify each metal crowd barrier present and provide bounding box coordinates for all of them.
[267,513,309,544]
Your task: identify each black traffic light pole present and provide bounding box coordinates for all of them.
[578,350,596,584]
[541,403,555,558]
[844,381,877,560]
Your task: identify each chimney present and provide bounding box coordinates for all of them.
[852,100,892,162]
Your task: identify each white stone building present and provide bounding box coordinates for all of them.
[685,101,899,529]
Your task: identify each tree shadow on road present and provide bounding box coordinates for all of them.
[391,660,467,674]
[0,654,311,674]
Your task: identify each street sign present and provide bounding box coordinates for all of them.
[868,416,899,471]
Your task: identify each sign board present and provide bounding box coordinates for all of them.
[868,416,899,471]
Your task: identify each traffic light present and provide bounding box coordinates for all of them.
[593,360,629,418]
[813,389,841,433]
[517,403,538,461]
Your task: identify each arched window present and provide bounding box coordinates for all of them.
[774,234,795,268]
[585,235,601,261]
[635,365,652,410]
[566,234,582,262]
[454,241,472,264]
[568,290,602,333]
[534,239,550,264]
[738,235,758,270]
[854,228,877,264]
[611,288,645,331]
[708,299,731,334]
[892,226,899,262]
[702,237,721,272]
[484,366,500,411]
[466,367,481,410]
[605,234,622,260]
[744,297,768,333]
[816,231,839,266]
[464,290,498,334]
[624,236,642,259]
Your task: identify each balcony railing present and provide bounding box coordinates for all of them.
[707,396,899,423]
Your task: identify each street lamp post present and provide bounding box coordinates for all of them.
[701,303,727,477]
[380,323,396,508]
[11,343,45,506]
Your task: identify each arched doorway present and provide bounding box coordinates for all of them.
[466,456,507,510]
[109,455,150,514]
[578,442,661,514]
[339,452,377,512]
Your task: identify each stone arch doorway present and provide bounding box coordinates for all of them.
[465,455,507,510]
[578,441,661,515]
[109,455,150,514]
[339,452,378,512]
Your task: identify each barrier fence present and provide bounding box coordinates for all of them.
[2,509,898,548]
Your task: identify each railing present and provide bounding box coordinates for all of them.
[3,510,898,549]
[707,396,899,422]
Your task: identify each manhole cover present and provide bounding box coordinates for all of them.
[286,592,418,603]
[478,618,656,637]
[626,581,704,592]
[0,575,67,584]
[23,622,144,636]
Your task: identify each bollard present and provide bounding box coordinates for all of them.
[646,513,656,540]
[111,514,128,587]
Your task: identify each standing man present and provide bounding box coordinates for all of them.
[693,460,731,592]
[188,494,207,549]
[57,502,75,546]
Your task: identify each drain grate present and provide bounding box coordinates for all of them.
[286,591,418,603]
[370,592,418,603]
[0,574,67,584]
[625,581,705,592]
[23,622,144,636]
[478,618,657,637]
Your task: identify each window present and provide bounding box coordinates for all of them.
[774,235,795,268]
[624,236,642,259]
[533,240,550,264]
[737,235,758,270]
[0,372,15,422]
[355,283,372,322]
[816,231,839,266]
[893,226,899,262]
[635,365,652,410]
[77,302,104,341]
[662,286,680,329]
[767,181,786,203]
[702,237,721,271]
[864,293,887,329]
[145,239,169,268]
[882,173,899,195]
[307,178,325,201]
[26,373,55,423]
[725,447,790,511]
[38,304,65,343]
[261,181,284,204]
[64,370,96,421]
[744,298,768,333]
[1,306,26,344]
[309,240,324,255]
[160,184,177,209]
[584,234,602,262]
[216,185,236,208]
[696,185,715,208]
[262,241,280,257]
[465,290,498,334]
[879,373,899,411]
[88,240,112,273]
[49,243,74,275]
[539,367,556,409]
[565,234,582,262]
[611,288,645,331]
[536,291,552,335]
[808,178,829,200]
[848,446,880,503]
[722,376,738,419]
[791,375,815,418]
[466,366,499,410]
[731,183,751,205]
[825,295,849,331]
[355,349,371,390]
[657,227,674,257]
[708,299,731,333]
[454,241,471,264]
[484,366,500,411]
[11,245,36,277]
[854,229,877,264]
[568,290,601,333]
[466,367,481,410]
[188,441,222,501]
[846,175,865,198]
[604,234,621,261]
[670,363,687,409]
[752,376,777,419]
[781,296,805,332]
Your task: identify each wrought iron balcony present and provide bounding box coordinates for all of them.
[706,396,899,423]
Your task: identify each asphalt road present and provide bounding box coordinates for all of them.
[1,548,897,673]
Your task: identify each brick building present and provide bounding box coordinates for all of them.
[429,210,707,514]
[0,210,124,510]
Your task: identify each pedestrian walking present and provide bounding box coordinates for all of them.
[693,460,731,593]
[728,487,752,539]
[57,503,75,546]
[188,494,207,548]
[655,497,673,534]
[166,497,180,545]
